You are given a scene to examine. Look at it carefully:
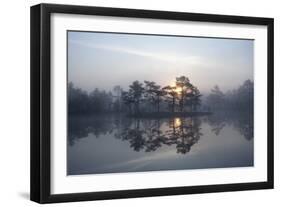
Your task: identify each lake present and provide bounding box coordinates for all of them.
[67,112,253,175]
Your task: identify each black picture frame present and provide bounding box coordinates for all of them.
[30,3,274,204]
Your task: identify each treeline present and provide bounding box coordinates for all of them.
[69,78,254,115]
[68,76,202,115]
[68,82,115,114]
[205,80,254,112]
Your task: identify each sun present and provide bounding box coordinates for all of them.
[175,87,182,94]
[169,81,182,95]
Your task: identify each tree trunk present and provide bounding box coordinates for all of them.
[157,96,160,113]
[180,86,184,112]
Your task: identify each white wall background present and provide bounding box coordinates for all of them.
[0,0,279,206]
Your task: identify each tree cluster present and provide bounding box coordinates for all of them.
[205,79,254,112]
[68,76,202,115]
[121,76,202,115]
[68,82,114,114]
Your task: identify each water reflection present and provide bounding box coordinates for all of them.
[205,112,253,140]
[68,112,254,175]
[68,112,253,153]
[113,117,202,154]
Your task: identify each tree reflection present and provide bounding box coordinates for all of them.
[164,118,202,154]
[113,117,202,154]
[205,112,253,140]
[68,111,253,153]
[176,118,202,154]
[115,119,165,152]
[68,115,117,146]
[115,119,146,152]
[233,113,253,141]
[68,114,203,154]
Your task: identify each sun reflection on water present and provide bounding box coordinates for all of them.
[174,117,182,128]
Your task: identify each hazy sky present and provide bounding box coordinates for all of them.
[68,31,253,94]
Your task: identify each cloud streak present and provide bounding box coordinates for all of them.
[69,39,205,66]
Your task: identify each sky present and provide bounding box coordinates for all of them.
[68,31,253,94]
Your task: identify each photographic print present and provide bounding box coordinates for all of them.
[67,31,254,175]
[31,4,273,203]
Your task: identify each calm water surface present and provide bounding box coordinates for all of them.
[67,113,253,175]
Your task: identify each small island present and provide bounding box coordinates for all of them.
[121,76,211,118]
